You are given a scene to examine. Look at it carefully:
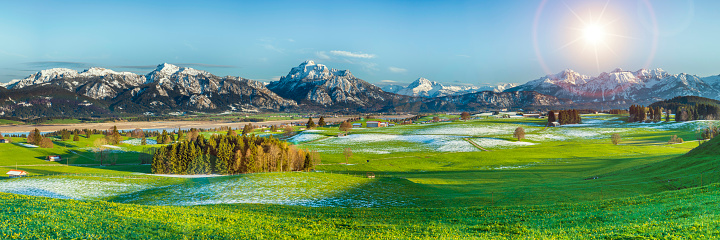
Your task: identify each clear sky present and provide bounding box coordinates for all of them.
[0,0,716,86]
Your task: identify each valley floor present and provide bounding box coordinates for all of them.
[0,114,718,238]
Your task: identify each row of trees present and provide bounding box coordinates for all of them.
[305,117,327,129]
[674,104,720,121]
[152,133,319,175]
[547,110,582,125]
[628,105,664,122]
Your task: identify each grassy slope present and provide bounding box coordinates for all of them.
[0,183,718,239]
[0,115,718,238]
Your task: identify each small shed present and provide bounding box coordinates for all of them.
[549,122,560,127]
[0,139,9,143]
[47,155,61,162]
[6,170,28,178]
[352,123,362,128]
[337,133,346,137]
[366,172,375,179]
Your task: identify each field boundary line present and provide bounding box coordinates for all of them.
[464,138,489,151]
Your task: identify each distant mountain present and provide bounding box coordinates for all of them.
[1,64,296,116]
[383,77,516,97]
[506,68,720,106]
[267,60,406,111]
[4,61,658,118]
[388,91,572,112]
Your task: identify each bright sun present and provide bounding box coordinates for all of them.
[558,1,631,72]
[583,24,605,45]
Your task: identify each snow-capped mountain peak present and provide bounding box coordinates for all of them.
[384,77,515,97]
[2,68,79,89]
[281,60,353,82]
[506,67,720,104]
[155,63,180,75]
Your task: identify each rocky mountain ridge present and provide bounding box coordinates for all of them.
[383,77,517,97]
[506,68,720,105]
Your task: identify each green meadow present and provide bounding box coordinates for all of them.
[0,114,718,239]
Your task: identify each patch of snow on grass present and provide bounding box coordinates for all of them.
[0,177,151,200]
[471,138,535,149]
[121,138,157,145]
[288,133,325,143]
[415,124,515,136]
[314,134,478,152]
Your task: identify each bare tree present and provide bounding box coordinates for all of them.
[611,133,621,145]
[283,125,295,137]
[339,121,352,132]
[513,127,525,141]
[461,112,470,120]
[343,148,353,164]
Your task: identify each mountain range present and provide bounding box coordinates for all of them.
[506,68,720,106]
[1,61,717,118]
[382,77,516,97]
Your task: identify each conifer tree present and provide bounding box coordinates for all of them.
[177,130,185,141]
[141,137,147,145]
[215,140,230,174]
[227,127,237,136]
[318,117,326,127]
[242,124,253,135]
[306,117,316,129]
[73,132,80,141]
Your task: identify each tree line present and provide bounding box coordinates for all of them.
[628,105,664,122]
[152,133,319,175]
[547,110,581,125]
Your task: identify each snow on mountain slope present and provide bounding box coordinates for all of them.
[2,63,296,112]
[267,60,394,107]
[506,68,720,104]
[383,77,516,97]
[2,68,79,89]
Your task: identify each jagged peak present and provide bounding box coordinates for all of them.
[154,63,180,74]
[408,77,440,88]
[280,61,354,81]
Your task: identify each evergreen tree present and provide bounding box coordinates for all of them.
[242,124,254,135]
[151,147,166,174]
[177,130,185,141]
[170,144,181,174]
[306,117,316,129]
[141,137,147,145]
[318,117,326,127]
[547,110,556,125]
[228,127,237,136]
[215,140,230,174]
[73,132,80,141]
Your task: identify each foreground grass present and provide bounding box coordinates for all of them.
[0,183,718,239]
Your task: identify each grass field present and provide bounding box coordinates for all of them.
[0,114,718,238]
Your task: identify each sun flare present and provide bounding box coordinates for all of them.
[558,1,631,72]
[583,24,605,45]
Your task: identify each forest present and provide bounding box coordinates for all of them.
[152,133,318,175]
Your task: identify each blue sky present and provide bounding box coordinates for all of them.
[0,0,716,86]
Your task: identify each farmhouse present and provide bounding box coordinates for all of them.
[6,170,28,178]
[366,121,388,128]
[47,155,61,162]
[521,113,541,118]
